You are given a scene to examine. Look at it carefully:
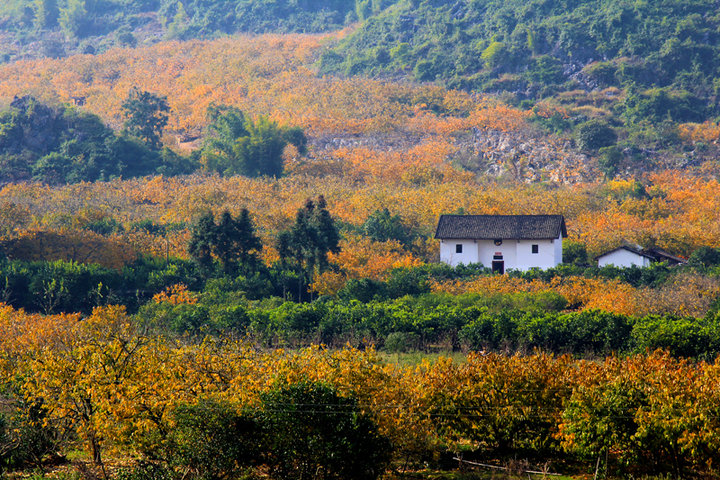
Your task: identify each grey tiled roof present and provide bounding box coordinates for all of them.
[435,215,567,240]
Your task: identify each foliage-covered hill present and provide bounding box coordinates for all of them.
[325,0,720,113]
[0,0,362,62]
[321,0,720,161]
[3,0,720,167]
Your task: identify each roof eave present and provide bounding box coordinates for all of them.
[593,245,655,261]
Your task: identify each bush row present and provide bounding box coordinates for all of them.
[1,382,389,480]
[138,291,720,359]
[2,252,716,315]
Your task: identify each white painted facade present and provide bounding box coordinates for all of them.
[439,233,563,271]
[596,248,652,268]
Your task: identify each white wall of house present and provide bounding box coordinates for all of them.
[516,237,560,270]
[478,239,518,271]
[597,249,651,268]
[440,235,562,271]
[439,239,480,266]
[554,233,563,265]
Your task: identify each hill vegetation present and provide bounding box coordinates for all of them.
[3,0,719,170]
[322,0,720,157]
[0,0,360,62]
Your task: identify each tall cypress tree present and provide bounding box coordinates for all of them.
[34,0,59,29]
[214,210,238,274]
[276,196,340,300]
[188,209,263,276]
[188,211,217,274]
[235,208,263,271]
[311,195,340,272]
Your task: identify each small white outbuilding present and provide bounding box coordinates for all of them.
[594,245,686,268]
[435,214,567,273]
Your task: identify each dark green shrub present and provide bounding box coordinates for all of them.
[631,315,720,358]
[338,278,387,302]
[582,61,618,87]
[164,399,258,480]
[361,208,416,246]
[0,414,8,473]
[563,241,589,265]
[0,400,59,470]
[384,331,419,353]
[384,267,431,298]
[689,246,720,268]
[258,382,390,480]
[598,146,623,179]
[576,120,618,151]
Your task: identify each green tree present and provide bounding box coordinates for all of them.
[213,209,262,274]
[361,207,414,245]
[166,1,190,39]
[575,119,617,151]
[258,382,390,480]
[59,0,89,38]
[201,105,306,178]
[598,146,623,179]
[33,0,59,28]
[164,399,259,480]
[31,152,72,184]
[234,208,263,271]
[122,88,170,149]
[0,96,163,184]
[688,246,720,269]
[233,116,288,177]
[188,211,217,274]
[213,211,239,274]
[563,241,589,265]
[481,40,508,69]
[276,196,340,300]
[188,209,263,276]
[311,196,341,272]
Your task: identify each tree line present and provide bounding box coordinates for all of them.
[0,96,306,184]
[2,245,720,358]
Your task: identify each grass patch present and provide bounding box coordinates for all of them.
[378,351,468,366]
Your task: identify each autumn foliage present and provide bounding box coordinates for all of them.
[1,305,720,475]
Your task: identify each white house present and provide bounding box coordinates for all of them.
[435,215,567,273]
[595,245,686,268]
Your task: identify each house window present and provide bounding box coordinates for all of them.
[455,244,463,254]
[531,244,539,254]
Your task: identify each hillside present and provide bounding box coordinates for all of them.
[1,35,720,259]
[0,0,360,63]
[0,34,607,181]
[325,0,720,114]
[2,31,718,182]
[322,0,720,166]
[3,0,718,178]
